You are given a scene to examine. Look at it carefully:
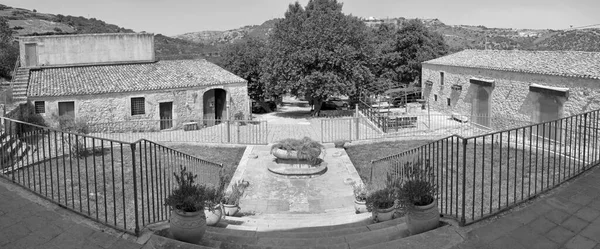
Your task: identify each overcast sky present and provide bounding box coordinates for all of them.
[4,0,599,36]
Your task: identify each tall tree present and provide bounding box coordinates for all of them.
[263,0,374,115]
[221,36,273,111]
[0,17,19,80]
[374,20,448,90]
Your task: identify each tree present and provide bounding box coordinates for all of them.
[263,0,374,115]
[374,20,448,91]
[221,36,273,111]
[0,17,19,80]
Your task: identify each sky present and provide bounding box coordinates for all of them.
[4,0,599,36]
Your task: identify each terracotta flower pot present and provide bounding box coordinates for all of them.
[407,199,440,235]
[372,205,395,222]
[169,209,207,244]
[223,204,239,216]
[204,205,223,226]
[354,199,368,214]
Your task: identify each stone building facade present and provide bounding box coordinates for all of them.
[422,50,600,130]
[18,33,249,132]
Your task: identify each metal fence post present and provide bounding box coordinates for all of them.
[355,117,360,140]
[320,119,324,143]
[130,143,140,235]
[460,138,467,226]
[226,120,231,143]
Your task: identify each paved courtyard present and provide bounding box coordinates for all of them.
[454,164,600,249]
[0,177,142,249]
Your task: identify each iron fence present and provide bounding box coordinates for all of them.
[320,113,532,143]
[370,109,600,225]
[87,118,268,145]
[0,117,223,235]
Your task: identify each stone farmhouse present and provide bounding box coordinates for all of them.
[422,49,600,130]
[13,33,248,130]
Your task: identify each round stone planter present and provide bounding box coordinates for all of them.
[272,148,304,160]
[223,204,239,216]
[169,209,207,244]
[204,205,222,226]
[407,199,440,235]
[372,206,395,222]
[354,199,368,214]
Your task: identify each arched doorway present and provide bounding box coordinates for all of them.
[203,88,227,125]
[472,86,491,127]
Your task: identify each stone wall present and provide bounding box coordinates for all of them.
[422,64,600,130]
[29,83,249,133]
[19,33,155,67]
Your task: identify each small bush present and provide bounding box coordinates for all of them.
[271,137,324,165]
[366,187,395,211]
[165,166,218,212]
[223,179,247,206]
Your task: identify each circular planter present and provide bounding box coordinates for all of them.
[204,205,223,226]
[223,204,239,216]
[372,205,395,222]
[354,199,368,214]
[169,209,207,244]
[407,200,440,235]
[272,148,299,160]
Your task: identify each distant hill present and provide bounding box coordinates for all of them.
[0,4,219,63]
[174,17,600,53]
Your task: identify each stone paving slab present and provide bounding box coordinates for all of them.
[453,164,600,249]
[0,177,143,249]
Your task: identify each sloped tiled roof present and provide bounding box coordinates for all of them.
[28,59,246,97]
[423,50,600,80]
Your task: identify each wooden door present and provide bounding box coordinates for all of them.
[25,44,38,67]
[203,90,216,126]
[473,87,491,127]
[159,102,173,130]
[538,96,561,140]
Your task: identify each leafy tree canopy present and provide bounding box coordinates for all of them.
[263,0,374,114]
[373,20,448,92]
[0,17,19,80]
[221,36,270,102]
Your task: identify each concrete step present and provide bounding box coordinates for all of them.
[201,220,409,249]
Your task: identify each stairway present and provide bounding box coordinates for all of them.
[149,210,415,249]
[0,131,31,171]
[10,68,30,103]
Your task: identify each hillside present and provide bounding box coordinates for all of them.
[174,17,600,53]
[0,4,217,62]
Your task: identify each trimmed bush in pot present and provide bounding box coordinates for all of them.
[165,166,217,244]
[352,182,368,214]
[270,137,324,166]
[223,180,247,216]
[366,187,396,222]
[397,160,439,235]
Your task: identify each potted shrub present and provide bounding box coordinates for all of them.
[365,187,396,222]
[222,180,247,216]
[352,182,368,214]
[270,137,324,166]
[205,172,230,226]
[165,166,217,244]
[397,160,439,235]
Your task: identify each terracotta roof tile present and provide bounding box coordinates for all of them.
[28,59,246,97]
[423,50,600,80]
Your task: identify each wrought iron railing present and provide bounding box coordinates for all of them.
[370,109,600,226]
[0,117,223,235]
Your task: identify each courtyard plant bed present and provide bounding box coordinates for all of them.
[268,137,328,177]
[4,138,245,234]
[165,166,218,244]
[345,139,433,181]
